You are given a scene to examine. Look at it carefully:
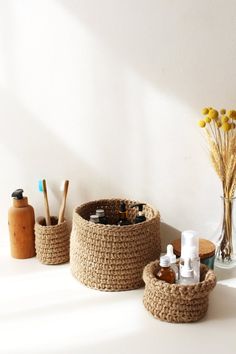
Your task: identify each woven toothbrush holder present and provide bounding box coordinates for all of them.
[35,217,70,265]
[143,260,216,323]
[70,199,161,291]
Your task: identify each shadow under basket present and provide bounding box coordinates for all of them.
[35,217,70,265]
[143,260,217,323]
[70,199,161,291]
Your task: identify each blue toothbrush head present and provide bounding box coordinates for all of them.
[38,180,44,192]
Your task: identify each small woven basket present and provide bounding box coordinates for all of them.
[70,199,161,291]
[143,260,216,323]
[35,217,70,265]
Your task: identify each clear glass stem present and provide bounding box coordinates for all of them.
[215,197,236,268]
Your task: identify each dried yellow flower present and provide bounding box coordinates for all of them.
[217,121,222,128]
[208,109,218,120]
[202,108,209,115]
[221,116,229,123]
[205,117,211,123]
[228,110,236,119]
[198,120,206,128]
[222,122,231,132]
[220,109,226,115]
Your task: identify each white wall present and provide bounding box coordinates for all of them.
[0,0,235,248]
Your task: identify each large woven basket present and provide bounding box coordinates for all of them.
[35,217,70,265]
[70,199,161,291]
[143,260,216,323]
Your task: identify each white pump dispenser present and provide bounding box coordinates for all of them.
[180,230,200,283]
[180,258,195,285]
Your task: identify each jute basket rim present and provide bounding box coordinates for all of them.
[36,216,67,229]
[73,198,160,230]
[143,260,216,298]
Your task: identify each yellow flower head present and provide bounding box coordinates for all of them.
[220,109,226,115]
[208,109,218,120]
[231,122,236,129]
[228,110,236,119]
[217,121,222,128]
[205,116,211,123]
[222,122,231,132]
[221,115,229,123]
[198,120,206,128]
[201,107,209,115]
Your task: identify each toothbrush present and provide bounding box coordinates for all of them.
[58,180,69,224]
[38,179,51,226]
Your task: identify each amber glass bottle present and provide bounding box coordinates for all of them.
[8,189,36,259]
[117,201,131,226]
[156,256,175,284]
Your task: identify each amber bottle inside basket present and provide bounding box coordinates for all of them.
[156,256,175,284]
[8,189,36,259]
[117,201,131,226]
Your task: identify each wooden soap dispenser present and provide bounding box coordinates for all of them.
[8,189,36,259]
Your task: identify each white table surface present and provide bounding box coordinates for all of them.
[1,245,236,354]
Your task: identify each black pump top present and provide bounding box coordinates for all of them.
[132,203,146,211]
[11,189,24,200]
[119,201,127,212]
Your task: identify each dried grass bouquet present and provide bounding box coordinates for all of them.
[198,107,236,267]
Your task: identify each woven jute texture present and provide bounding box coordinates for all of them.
[70,199,161,291]
[35,217,70,265]
[143,260,216,323]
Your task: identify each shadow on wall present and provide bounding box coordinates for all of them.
[0,0,155,208]
[0,89,119,220]
[1,0,235,240]
[214,265,236,282]
[160,222,181,252]
[58,0,236,107]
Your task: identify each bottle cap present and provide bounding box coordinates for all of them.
[181,258,194,278]
[181,230,199,259]
[96,209,105,217]
[11,189,24,200]
[166,244,176,263]
[159,255,170,267]
[90,215,99,223]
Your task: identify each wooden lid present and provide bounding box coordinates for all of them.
[171,238,215,259]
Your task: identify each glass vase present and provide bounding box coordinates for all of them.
[215,197,236,269]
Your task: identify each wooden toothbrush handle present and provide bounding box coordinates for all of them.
[58,180,69,224]
[42,179,51,226]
